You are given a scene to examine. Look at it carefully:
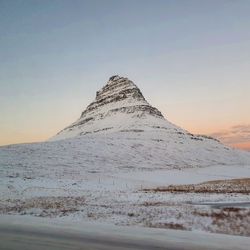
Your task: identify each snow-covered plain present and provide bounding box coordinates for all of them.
[1,132,250,236]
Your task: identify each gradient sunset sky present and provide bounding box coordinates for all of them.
[0,0,250,151]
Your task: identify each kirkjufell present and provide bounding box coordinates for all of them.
[49,75,250,168]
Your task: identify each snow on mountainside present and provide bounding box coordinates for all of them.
[50,75,250,167]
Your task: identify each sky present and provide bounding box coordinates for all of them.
[0,0,250,151]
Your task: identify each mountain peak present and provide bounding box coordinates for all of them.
[108,75,122,81]
[94,75,146,107]
[51,76,166,140]
[80,75,164,122]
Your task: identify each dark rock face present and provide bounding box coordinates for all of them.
[81,87,146,117]
[58,75,164,135]
[107,105,163,118]
[82,76,147,116]
[62,76,164,131]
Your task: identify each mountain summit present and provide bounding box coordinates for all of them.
[51,75,176,140]
[93,75,162,118]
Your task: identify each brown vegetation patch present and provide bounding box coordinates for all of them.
[141,201,172,207]
[0,196,86,217]
[142,178,250,194]
[146,222,187,230]
[192,207,250,236]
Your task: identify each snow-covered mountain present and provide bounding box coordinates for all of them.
[51,75,175,140]
[50,75,250,167]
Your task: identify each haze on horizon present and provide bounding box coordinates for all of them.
[0,0,250,151]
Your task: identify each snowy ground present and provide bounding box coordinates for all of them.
[1,134,250,236]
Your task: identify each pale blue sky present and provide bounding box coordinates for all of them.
[1,0,250,149]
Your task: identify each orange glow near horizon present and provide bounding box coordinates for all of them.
[230,142,250,152]
[0,130,53,146]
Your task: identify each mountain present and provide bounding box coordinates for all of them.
[51,75,175,140]
[49,75,250,168]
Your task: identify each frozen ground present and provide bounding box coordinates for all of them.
[1,133,250,236]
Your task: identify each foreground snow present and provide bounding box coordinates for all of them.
[1,132,250,236]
